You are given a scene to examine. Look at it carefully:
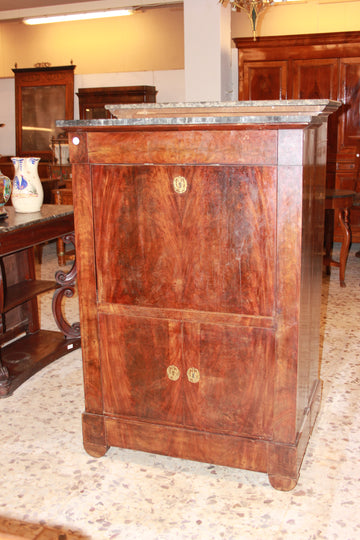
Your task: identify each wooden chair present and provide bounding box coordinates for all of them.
[52,187,75,266]
[324,189,356,287]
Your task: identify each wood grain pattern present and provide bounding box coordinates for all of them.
[235,30,360,241]
[99,313,274,438]
[99,313,185,426]
[66,104,332,490]
[105,415,269,474]
[71,163,103,415]
[86,130,278,165]
[93,164,276,316]
[0,207,80,397]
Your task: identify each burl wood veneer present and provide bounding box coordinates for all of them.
[60,100,340,490]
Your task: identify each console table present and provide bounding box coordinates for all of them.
[59,99,340,491]
[0,205,80,397]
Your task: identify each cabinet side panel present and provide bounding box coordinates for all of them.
[71,160,103,414]
[297,124,326,432]
[275,156,303,444]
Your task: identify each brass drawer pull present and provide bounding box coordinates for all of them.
[187,367,200,384]
[167,365,180,381]
[173,176,187,194]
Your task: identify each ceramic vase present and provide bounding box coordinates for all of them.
[11,157,43,213]
[0,169,11,218]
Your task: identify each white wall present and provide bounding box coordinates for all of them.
[74,70,186,117]
[0,77,15,157]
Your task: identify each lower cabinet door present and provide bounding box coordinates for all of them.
[99,313,275,440]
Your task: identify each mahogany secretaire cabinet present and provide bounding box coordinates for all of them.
[59,100,339,491]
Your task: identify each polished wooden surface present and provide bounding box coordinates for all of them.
[52,188,75,265]
[12,65,75,163]
[0,205,80,397]
[77,85,156,120]
[235,31,360,242]
[64,102,334,490]
[324,189,356,287]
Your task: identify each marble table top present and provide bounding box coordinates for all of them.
[0,204,73,234]
[57,99,341,129]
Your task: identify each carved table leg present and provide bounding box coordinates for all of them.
[52,233,81,339]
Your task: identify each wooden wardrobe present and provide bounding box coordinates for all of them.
[235,31,360,242]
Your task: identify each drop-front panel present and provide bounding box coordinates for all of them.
[61,100,339,491]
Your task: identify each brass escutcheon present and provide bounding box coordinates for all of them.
[173,176,187,194]
[187,367,200,384]
[167,365,180,381]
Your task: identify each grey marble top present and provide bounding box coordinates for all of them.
[57,99,341,129]
[0,204,73,234]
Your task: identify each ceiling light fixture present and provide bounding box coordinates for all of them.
[24,9,134,25]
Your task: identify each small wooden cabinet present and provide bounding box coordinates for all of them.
[76,86,157,119]
[61,100,339,490]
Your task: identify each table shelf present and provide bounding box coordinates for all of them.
[4,279,57,312]
[0,329,81,397]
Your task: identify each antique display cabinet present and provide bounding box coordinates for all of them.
[13,65,75,164]
[59,100,339,490]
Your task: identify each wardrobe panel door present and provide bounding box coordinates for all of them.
[242,61,287,100]
[339,57,360,146]
[293,58,339,188]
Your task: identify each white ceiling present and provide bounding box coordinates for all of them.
[0,0,181,21]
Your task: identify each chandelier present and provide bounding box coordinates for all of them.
[219,0,273,40]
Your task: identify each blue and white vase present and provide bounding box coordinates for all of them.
[11,157,43,213]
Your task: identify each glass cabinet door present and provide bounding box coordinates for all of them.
[13,65,75,162]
